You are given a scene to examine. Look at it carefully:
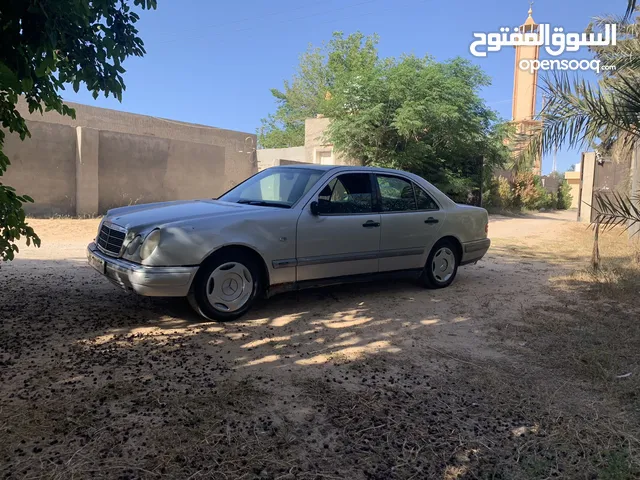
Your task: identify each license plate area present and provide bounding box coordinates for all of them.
[89,253,106,274]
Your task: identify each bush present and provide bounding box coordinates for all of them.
[557,179,573,210]
[484,176,516,209]
[512,172,543,209]
[484,173,562,211]
[497,176,515,208]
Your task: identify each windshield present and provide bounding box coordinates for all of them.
[218,168,324,208]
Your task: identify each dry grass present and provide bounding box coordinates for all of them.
[3,214,640,479]
[0,378,280,479]
[489,224,640,478]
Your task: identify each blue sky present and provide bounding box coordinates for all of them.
[62,0,624,174]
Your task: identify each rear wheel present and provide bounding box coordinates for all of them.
[420,239,459,289]
[190,251,262,321]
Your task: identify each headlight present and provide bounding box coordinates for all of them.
[140,229,161,259]
[126,235,142,255]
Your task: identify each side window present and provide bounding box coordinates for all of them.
[414,184,439,210]
[376,175,417,212]
[317,173,373,214]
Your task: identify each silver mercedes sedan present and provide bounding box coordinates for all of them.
[87,166,490,321]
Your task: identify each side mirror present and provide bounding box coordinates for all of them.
[310,201,319,216]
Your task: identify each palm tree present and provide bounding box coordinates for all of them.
[527,5,640,242]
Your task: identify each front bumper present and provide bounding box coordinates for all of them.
[86,242,198,297]
[460,238,491,265]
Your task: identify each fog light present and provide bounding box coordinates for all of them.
[127,235,142,255]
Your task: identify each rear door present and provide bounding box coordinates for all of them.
[375,174,445,272]
[296,172,381,282]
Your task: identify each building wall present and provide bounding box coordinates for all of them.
[2,100,257,216]
[540,175,560,195]
[579,145,639,237]
[564,171,581,209]
[3,122,78,216]
[256,146,305,171]
[257,116,360,170]
[304,116,358,166]
[304,116,332,164]
[578,152,596,222]
[577,151,632,222]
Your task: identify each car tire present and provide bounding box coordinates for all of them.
[420,239,459,289]
[189,250,262,322]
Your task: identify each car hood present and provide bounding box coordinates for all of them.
[106,199,256,231]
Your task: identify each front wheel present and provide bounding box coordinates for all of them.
[189,251,261,322]
[420,240,459,289]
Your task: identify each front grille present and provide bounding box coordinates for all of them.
[97,223,127,256]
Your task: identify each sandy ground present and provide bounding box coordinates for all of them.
[1,210,637,479]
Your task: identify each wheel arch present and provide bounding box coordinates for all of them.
[193,244,270,293]
[433,235,463,262]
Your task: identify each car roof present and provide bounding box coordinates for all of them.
[271,164,411,175]
[271,164,335,171]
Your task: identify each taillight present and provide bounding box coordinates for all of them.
[485,223,489,234]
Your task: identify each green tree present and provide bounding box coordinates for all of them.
[548,171,573,210]
[0,0,157,262]
[258,32,378,148]
[261,32,511,201]
[325,54,510,201]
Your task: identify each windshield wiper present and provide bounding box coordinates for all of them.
[236,200,291,209]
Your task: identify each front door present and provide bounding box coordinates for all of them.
[296,173,381,282]
[375,174,446,272]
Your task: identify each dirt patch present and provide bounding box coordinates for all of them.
[1,210,639,479]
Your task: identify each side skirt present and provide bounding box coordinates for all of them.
[265,269,423,298]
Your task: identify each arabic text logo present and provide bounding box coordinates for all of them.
[469,24,617,58]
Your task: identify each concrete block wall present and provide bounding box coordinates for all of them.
[304,116,357,166]
[564,170,581,209]
[2,100,257,216]
[256,146,305,171]
[304,116,332,164]
[257,117,361,169]
[3,122,78,216]
[76,127,100,215]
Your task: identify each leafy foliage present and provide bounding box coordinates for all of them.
[518,9,640,159]
[325,52,511,200]
[626,0,638,19]
[557,178,573,210]
[0,0,156,261]
[484,173,570,211]
[258,32,378,148]
[519,6,640,233]
[0,185,39,261]
[484,176,515,210]
[512,172,555,210]
[261,32,511,201]
[593,190,640,234]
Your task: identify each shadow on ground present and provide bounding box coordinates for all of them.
[1,248,638,479]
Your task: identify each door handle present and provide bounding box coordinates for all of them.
[424,217,439,224]
[362,221,381,228]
